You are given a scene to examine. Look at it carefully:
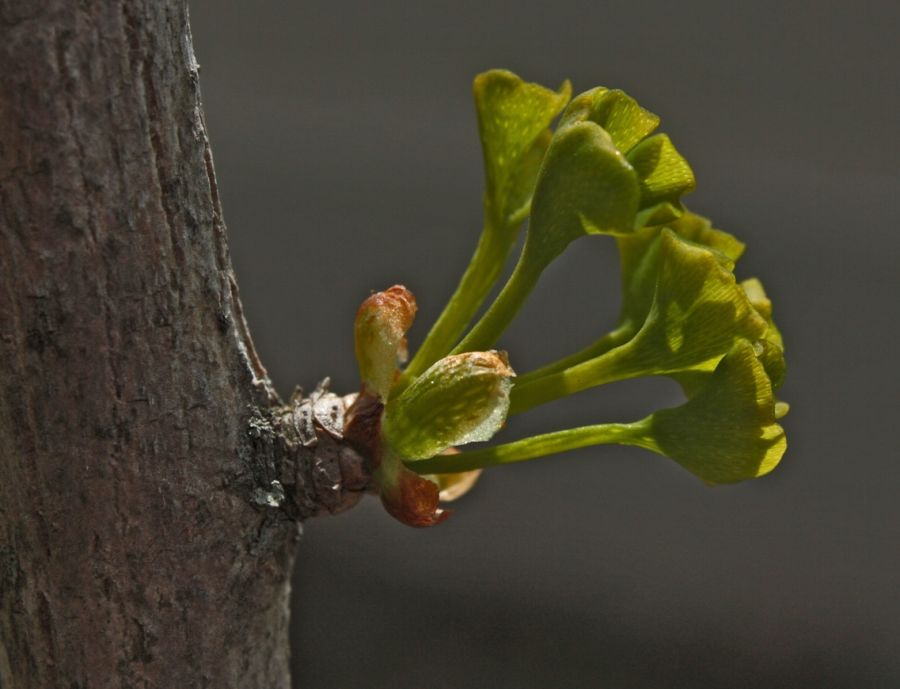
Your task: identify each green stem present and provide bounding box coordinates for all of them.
[449,256,543,355]
[408,419,657,473]
[512,322,636,388]
[509,340,640,415]
[399,216,516,390]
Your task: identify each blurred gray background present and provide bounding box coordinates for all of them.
[189,2,899,687]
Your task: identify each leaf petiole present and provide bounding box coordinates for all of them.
[508,339,644,415]
[408,420,656,474]
[448,252,544,355]
[397,214,517,394]
[511,322,636,388]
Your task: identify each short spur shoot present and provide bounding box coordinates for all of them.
[344,69,787,527]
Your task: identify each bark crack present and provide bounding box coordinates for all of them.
[122,1,184,269]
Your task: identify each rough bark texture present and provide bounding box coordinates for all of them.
[0,2,368,687]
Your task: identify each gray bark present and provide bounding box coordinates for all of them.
[0,2,368,687]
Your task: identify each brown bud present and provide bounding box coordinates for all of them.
[354,285,417,398]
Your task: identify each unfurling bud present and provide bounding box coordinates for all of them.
[383,351,515,460]
[354,285,417,398]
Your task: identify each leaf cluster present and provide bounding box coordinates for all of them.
[349,70,787,526]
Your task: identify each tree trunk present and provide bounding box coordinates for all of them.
[0,2,367,686]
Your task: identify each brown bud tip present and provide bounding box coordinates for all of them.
[356,284,417,329]
[354,285,418,398]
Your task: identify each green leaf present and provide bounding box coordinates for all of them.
[451,117,642,355]
[474,70,571,226]
[503,129,553,226]
[669,211,746,263]
[559,87,693,229]
[519,86,699,274]
[508,228,770,414]
[514,210,750,390]
[742,278,783,349]
[451,86,698,356]
[625,229,768,376]
[626,134,696,228]
[524,121,641,269]
[741,278,785,388]
[648,340,787,484]
[751,339,786,392]
[384,351,515,460]
[617,211,746,333]
[401,72,570,383]
[616,226,665,331]
[559,87,660,154]
[616,227,777,397]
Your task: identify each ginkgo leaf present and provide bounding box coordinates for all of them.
[524,120,641,269]
[648,340,787,483]
[559,87,660,154]
[512,210,751,389]
[618,212,745,328]
[625,229,767,376]
[402,71,571,383]
[474,69,571,226]
[508,230,768,414]
[452,86,699,355]
[614,213,746,344]
[448,120,642,354]
[742,277,784,350]
[741,278,785,388]
[669,211,746,263]
[626,133,695,228]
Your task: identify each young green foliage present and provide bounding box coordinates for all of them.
[647,340,785,483]
[509,228,769,413]
[475,69,572,228]
[399,71,570,386]
[451,83,695,356]
[347,69,788,527]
